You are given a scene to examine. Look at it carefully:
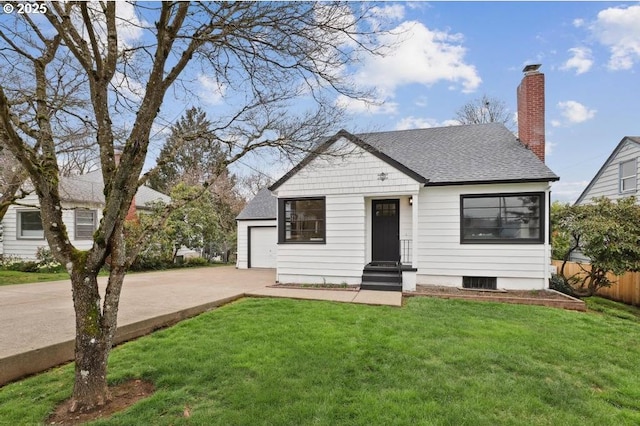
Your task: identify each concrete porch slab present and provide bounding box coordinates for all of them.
[353,290,403,307]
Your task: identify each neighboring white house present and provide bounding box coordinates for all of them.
[0,169,170,260]
[575,136,640,205]
[237,65,559,292]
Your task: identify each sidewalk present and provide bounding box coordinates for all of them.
[0,267,401,385]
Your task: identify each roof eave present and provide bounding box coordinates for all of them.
[574,136,640,205]
[269,129,429,191]
[424,176,559,187]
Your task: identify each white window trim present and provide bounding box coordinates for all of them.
[75,209,97,240]
[17,209,45,240]
[619,159,637,194]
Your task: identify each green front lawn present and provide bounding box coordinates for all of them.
[1,297,639,425]
[0,270,70,286]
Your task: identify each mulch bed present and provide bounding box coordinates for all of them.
[46,379,155,425]
[408,285,586,311]
[269,284,359,291]
[270,283,586,311]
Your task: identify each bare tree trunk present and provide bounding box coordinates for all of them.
[69,270,111,412]
[68,228,128,412]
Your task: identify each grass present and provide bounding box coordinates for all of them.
[585,296,640,322]
[1,297,640,425]
[0,270,70,286]
[0,263,231,287]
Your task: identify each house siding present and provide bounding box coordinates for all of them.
[274,137,420,284]
[416,182,552,290]
[578,139,640,204]
[236,219,277,269]
[2,194,102,260]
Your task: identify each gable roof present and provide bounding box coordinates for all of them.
[59,170,170,208]
[575,136,640,205]
[270,123,558,191]
[236,187,277,220]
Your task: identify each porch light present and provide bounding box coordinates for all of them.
[409,196,413,205]
[377,172,388,181]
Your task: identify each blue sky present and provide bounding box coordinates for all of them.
[43,1,635,203]
[323,1,639,203]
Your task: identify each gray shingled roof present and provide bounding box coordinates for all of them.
[236,187,277,220]
[247,123,559,220]
[59,170,171,208]
[356,123,558,185]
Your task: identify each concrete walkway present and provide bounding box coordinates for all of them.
[0,266,401,385]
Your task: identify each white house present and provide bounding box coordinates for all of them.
[0,169,170,260]
[237,65,559,291]
[575,136,640,205]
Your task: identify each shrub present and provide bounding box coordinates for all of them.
[185,257,209,267]
[35,247,65,273]
[549,274,575,297]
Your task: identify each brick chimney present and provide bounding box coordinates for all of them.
[517,64,545,163]
[114,150,138,222]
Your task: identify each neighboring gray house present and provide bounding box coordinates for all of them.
[1,169,170,259]
[575,136,640,205]
[236,65,559,292]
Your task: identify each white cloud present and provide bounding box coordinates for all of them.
[556,100,596,125]
[368,4,406,31]
[573,18,585,28]
[370,4,405,21]
[353,21,481,99]
[197,74,226,105]
[560,47,593,75]
[551,181,590,203]
[72,2,147,51]
[336,94,398,115]
[395,116,458,131]
[545,140,557,156]
[111,70,145,101]
[114,2,146,47]
[590,5,640,70]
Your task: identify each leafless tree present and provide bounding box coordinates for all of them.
[454,94,515,130]
[0,1,389,413]
[0,147,29,219]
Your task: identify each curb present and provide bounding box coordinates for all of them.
[0,294,244,387]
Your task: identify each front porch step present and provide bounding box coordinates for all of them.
[361,262,403,292]
[361,272,402,284]
[360,281,403,292]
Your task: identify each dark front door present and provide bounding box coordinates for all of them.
[372,199,400,262]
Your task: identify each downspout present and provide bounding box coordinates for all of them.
[544,184,552,288]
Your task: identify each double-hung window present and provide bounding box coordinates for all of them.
[75,209,97,240]
[620,159,637,194]
[461,193,544,244]
[278,197,326,243]
[18,210,44,239]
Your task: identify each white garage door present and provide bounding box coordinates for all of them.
[249,227,277,268]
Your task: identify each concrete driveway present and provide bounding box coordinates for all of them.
[0,266,273,359]
[0,266,274,384]
[0,265,401,385]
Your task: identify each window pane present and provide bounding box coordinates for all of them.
[462,194,542,242]
[283,199,325,242]
[621,160,636,177]
[621,160,637,192]
[622,176,637,192]
[76,210,96,239]
[20,211,44,238]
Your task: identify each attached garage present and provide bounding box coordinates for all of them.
[236,188,277,269]
[248,226,277,268]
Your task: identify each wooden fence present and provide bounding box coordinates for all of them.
[551,260,640,307]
